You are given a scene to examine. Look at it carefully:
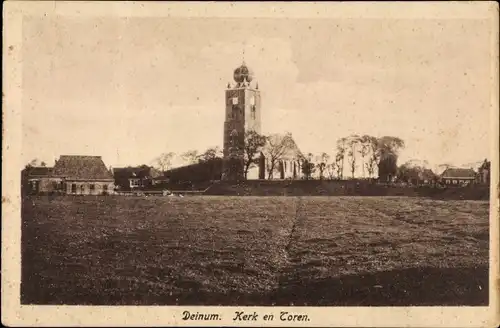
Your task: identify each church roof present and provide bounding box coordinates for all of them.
[233,62,253,83]
[265,133,304,160]
[52,155,114,181]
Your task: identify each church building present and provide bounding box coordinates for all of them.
[222,62,304,181]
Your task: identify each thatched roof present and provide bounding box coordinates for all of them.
[419,169,436,180]
[52,155,113,181]
[441,168,476,179]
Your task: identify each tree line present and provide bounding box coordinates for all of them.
[23,132,490,184]
[153,132,407,181]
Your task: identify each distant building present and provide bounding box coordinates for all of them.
[22,155,114,195]
[222,62,261,181]
[113,166,162,190]
[261,133,305,180]
[221,61,304,181]
[22,166,54,194]
[440,168,476,186]
[418,168,437,185]
[476,159,491,185]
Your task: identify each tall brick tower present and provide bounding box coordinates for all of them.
[222,62,261,181]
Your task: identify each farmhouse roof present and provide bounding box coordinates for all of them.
[52,155,114,181]
[419,168,436,180]
[441,168,476,179]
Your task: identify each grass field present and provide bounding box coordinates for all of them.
[21,195,489,306]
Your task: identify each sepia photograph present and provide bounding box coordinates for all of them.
[2,1,499,327]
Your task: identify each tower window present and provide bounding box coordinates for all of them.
[232,97,239,105]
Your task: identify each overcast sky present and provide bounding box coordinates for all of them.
[21,16,494,171]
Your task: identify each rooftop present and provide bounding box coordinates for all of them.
[52,155,113,180]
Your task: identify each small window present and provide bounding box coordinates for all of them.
[103,184,108,191]
[72,184,77,193]
[90,184,95,191]
[81,185,85,192]
[232,97,238,105]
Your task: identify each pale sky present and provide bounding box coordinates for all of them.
[21,16,494,172]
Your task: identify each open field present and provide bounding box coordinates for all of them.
[21,195,489,305]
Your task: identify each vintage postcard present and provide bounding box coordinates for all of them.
[2,1,499,327]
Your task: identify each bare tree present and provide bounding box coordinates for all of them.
[243,131,267,179]
[263,133,295,180]
[316,152,330,180]
[154,152,175,172]
[28,158,40,167]
[301,153,316,180]
[347,135,360,178]
[326,162,336,180]
[365,136,380,178]
[181,150,199,165]
[336,138,347,179]
[198,146,223,162]
[358,135,371,178]
[334,152,343,179]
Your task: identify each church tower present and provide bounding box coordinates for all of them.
[222,62,262,181]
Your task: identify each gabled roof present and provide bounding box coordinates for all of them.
[52,155,113,180]
[441,168,476,179]
[265,133,303,160]
[417,168,436,180]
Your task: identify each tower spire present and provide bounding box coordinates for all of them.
[242,48,246,65]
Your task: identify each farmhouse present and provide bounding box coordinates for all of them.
[113,166,162,190]
[417,168,437,185]
[440,168,476,186]
[23,155,114,195]
[22,166,54,194]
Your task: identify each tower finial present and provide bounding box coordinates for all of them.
[242,48,245,64]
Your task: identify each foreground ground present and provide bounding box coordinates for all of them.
[21,195,489,305]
